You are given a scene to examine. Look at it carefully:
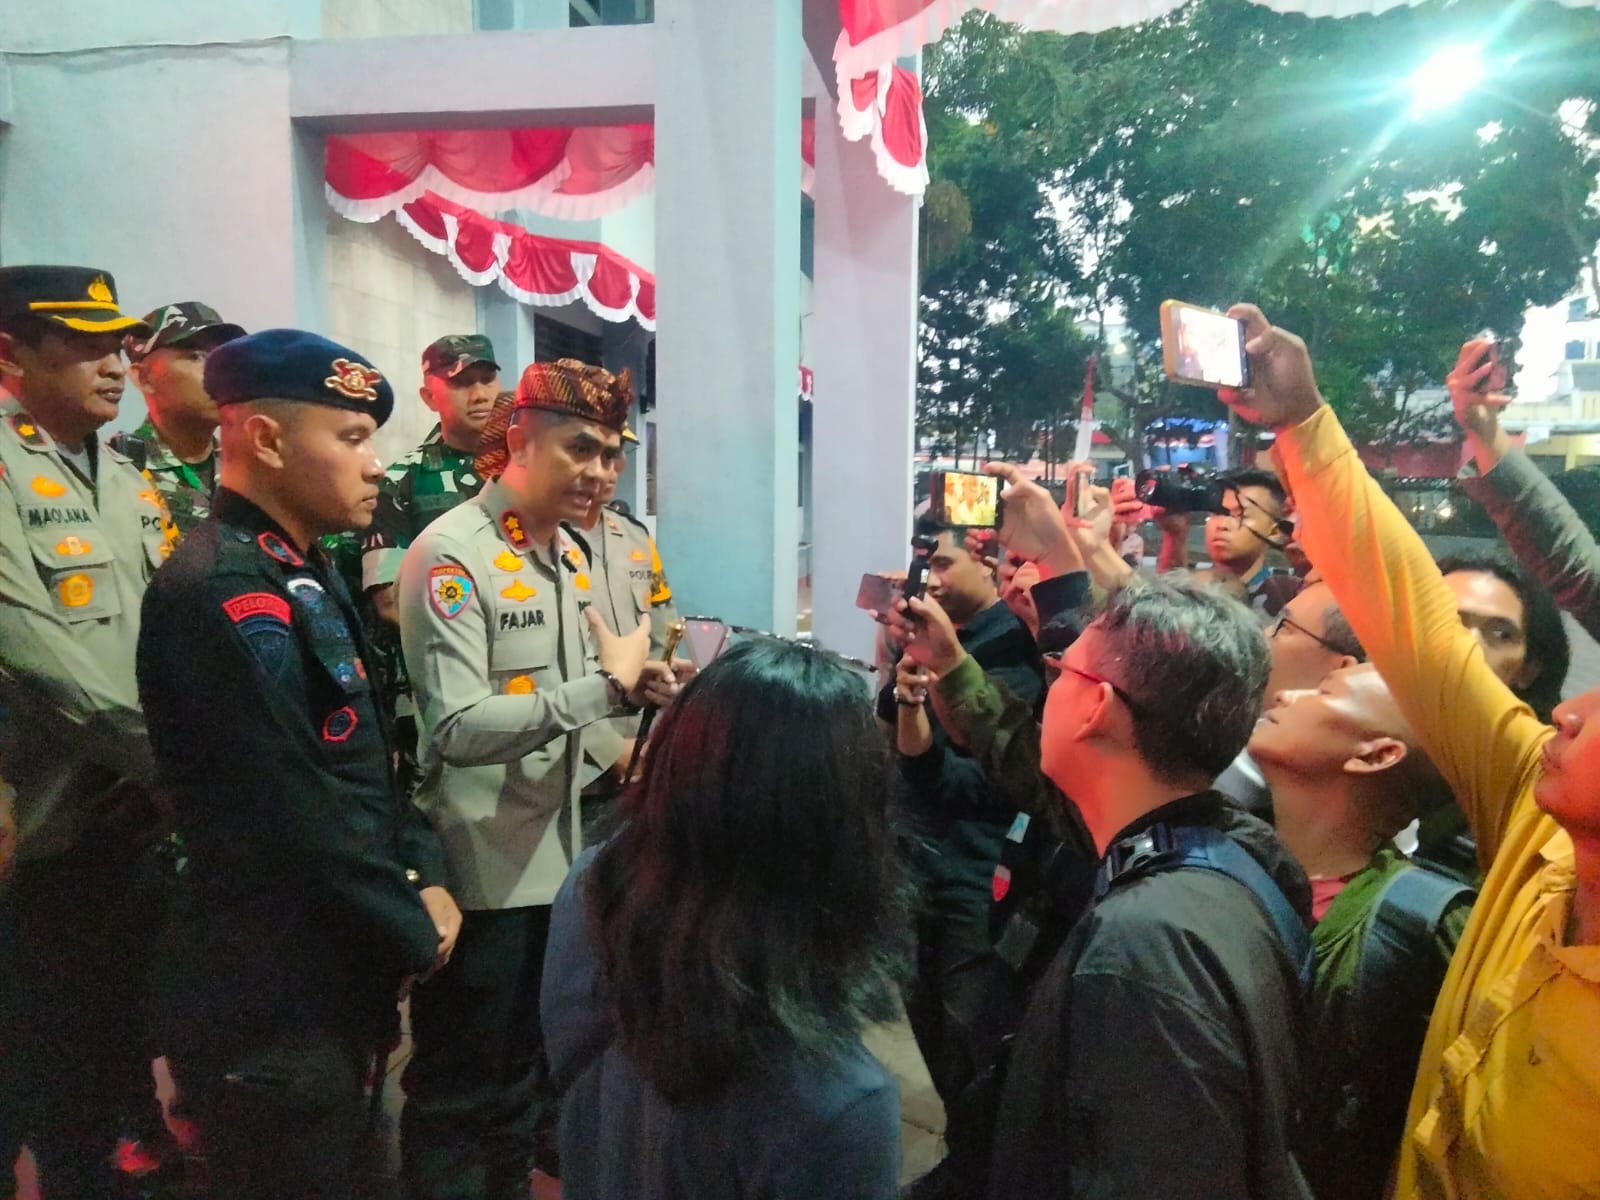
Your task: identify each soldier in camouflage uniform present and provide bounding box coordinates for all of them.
[110,301,245,534]
[354,334,502,792]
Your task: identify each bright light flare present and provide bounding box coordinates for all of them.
[1408,44,1487,117]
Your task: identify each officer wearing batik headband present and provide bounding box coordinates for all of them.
[111,301,246,533]
[396,356,678,1200]
[135,329,462,1200]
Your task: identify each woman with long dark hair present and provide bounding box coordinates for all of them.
[541,637,909,1199]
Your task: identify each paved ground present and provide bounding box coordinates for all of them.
[12,1017,944,1199]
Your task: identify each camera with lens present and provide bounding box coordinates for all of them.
[1135,464,1226,516]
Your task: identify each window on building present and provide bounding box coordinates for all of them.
[1566,340,1589,362]
[533,314,603,366]
[570,0,652,25]
[1570,297,1592,323]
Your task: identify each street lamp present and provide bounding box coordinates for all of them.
[1408,43,1487,116]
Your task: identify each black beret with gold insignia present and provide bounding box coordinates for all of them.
[0,265,151,336]
[205,329,394,427]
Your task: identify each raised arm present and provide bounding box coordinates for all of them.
[1220,306,1549,863]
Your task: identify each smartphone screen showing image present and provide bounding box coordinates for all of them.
[683,619,730,668]
[931,470,1001,528]
[1160,301,1250,389]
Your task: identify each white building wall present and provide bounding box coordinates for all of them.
[322,0,474,37]
[325,213,481,464]
[0,11,312,438]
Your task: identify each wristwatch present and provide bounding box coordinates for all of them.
[597,669,633,712]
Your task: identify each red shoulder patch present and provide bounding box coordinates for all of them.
[257,531,305,566]
[223,592,291,624]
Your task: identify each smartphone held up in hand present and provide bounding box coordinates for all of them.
[929,470,1001,529]
[854,572,902,615]
[683,618,731,667]
[1160,301,1251,390]
[1474,339,1511,404]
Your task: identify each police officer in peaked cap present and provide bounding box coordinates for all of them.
[0,264,183,1197]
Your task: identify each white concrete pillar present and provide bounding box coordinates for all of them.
[809,103,920,661]
[653,0,802,631]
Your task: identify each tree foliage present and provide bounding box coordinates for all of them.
[918,0,1600,465]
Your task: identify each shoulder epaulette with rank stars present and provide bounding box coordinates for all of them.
[604,501,652,536]
[8,412,50,449]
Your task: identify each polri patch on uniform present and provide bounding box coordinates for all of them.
[429,564,475,619]
[500,510,532,551]
[257,531,305,566]
[223,591,294,676]
[322,705,359,742]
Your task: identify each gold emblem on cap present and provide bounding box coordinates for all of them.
[87,277,113,304]
[326,358,383,402]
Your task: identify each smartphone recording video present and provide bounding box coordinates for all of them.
[1160,300,1251,390]
[854,572,902,615]
[683,618,731,668]
[1475,340,1510,402]
[1066,469,1093,521]
[930,470,1001,528]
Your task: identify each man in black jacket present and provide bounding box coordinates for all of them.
[988,577,1312,1199]
[878,519,1042,1184]
[137,331,462,1199]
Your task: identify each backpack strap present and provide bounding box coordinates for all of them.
[1355,864,1475,1018]
[1097,822,1314,990]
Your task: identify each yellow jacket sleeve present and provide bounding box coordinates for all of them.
[1271,406,1550,867]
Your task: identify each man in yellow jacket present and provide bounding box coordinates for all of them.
[1220,304,1599,1200]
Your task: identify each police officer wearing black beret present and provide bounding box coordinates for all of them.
[135,330,463,1199]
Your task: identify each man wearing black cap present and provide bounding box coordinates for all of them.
[397,358,675,1199]
[112,301,246,534]
[136,329,463,1199]
[363,333,502,621]
[0,264,181,1198]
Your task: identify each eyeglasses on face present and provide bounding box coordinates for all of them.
[1044,653,1144,718]
[1270,611,1345,656]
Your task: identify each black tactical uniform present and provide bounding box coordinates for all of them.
[135,331,448,1200]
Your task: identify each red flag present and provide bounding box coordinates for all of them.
[1072,354,1098,463]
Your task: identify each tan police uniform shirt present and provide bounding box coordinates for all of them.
[0,397,178,861]
[567,505,679,783]
[398,476,619,910]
